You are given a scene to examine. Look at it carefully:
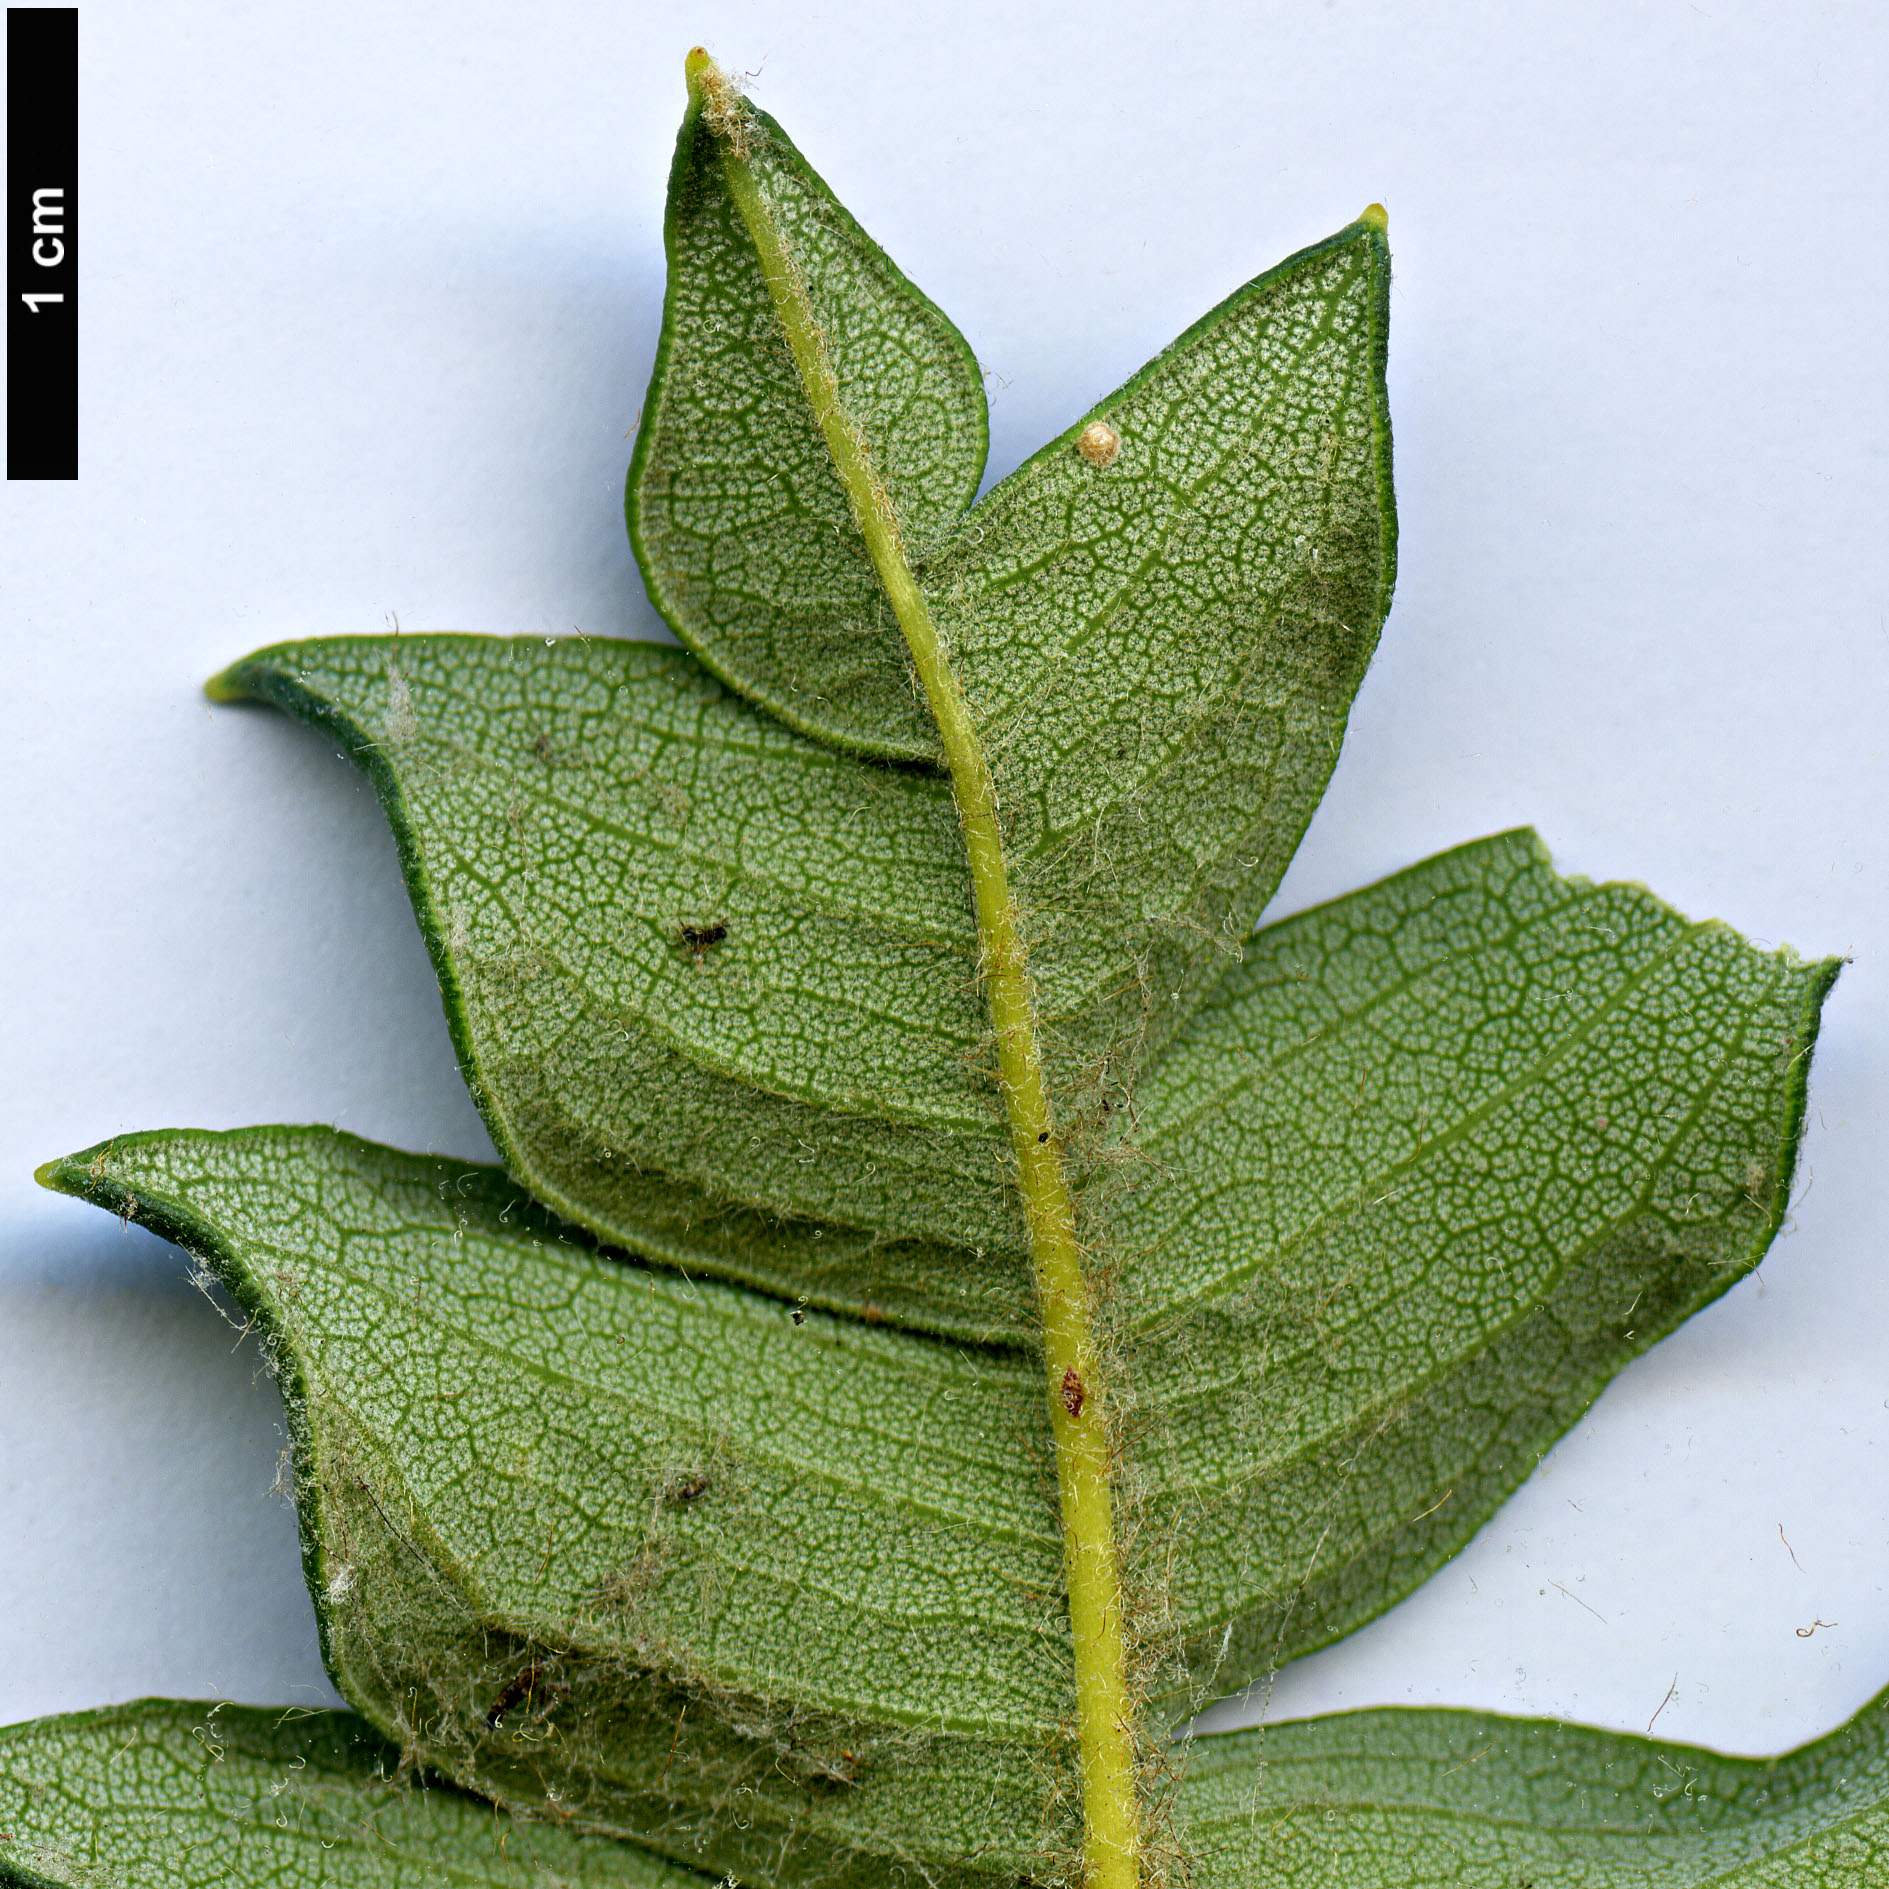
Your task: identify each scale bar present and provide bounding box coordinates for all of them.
[8,7,78,480]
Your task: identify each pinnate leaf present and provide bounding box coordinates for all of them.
[56,68,1847,1889]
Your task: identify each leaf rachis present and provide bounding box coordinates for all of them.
[689,45,1142,1889]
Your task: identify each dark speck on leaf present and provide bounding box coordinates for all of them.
[665,1471,711,1506]
[678,920,729,964]
[484,1665,562,1728]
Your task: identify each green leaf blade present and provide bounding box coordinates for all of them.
[41,59,1854,1889]
[40,1127,1070,1887]
[627,85,987,762]
[926,215,1396,1057]
[1176,1689,1889,1886]
[0,1700,701,1888]
[212,632,1040,1336]
[218,161,1399,1341]
[1119,832,1838,1694]
[628,78,1395,1139]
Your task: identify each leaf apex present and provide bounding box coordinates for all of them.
[34,1153,82,1195]
[1358,201,1389,235]
[684,45,745,135]
[36,1140,125,1206]
[203,661,255,704]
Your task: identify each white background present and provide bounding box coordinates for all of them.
[3,0,1884,1762]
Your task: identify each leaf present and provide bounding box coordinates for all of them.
[209,610,1511,1340]
[37,838,1833,1885]
[0,1699,701,1888]
[627,80,1395,1076]
[1118,831,1839,1684]
[29,55,1851,1889]
[628,87,988,762]
[1173,1688,1889,1886]
[11,1690,1887,1889]
[42,1127,1070,1889]
[161,81,1832,1886]
[207,633,1031,1324]
[906,215,1393,1070]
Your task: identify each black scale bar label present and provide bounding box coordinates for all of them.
[8,7,77,479]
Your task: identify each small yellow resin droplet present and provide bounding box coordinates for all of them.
[1077,420,1122,469]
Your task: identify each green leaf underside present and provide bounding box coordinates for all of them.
[44,1129,1069,1887]
[627,97,988,762]
[221,141,1392,1344]
[216,622,1372,1325]
[181,629,1844,1361]
[913,216,1392,1076]
[0,1700,702,1888]
[1180,1693,1889,1886]
[40,837,1832,1886]
[1120,832,1836,1686]
[212,635,1030,1318]
[628,93,1393,1082]
[10,1694,1889,1889]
